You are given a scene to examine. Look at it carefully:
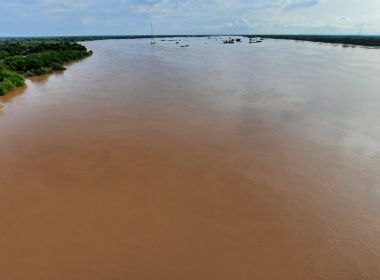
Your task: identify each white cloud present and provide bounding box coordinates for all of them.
[335,16,350,21]
[1,0,380,35]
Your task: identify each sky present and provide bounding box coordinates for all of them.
[0,0,380,36]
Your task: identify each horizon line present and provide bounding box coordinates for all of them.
[1,34,380,39]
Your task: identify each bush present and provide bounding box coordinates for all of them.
[0,40,92,95]
[7,73,24,86]
[0,69,25,96]
[51,62,65,71]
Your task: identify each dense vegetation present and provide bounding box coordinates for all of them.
[0,40,92,96]
[0,65,24,96]
[247,35,380,47]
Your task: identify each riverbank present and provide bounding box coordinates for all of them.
[0,40,93,96]
[247,35,380,47]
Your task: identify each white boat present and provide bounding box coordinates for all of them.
[249,37,262,44]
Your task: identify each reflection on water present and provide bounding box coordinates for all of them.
[0,83,28,104]
[1,38,380,280]
[0,71,65,106]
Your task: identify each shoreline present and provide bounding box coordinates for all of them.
[2,34,380,47]
[0,40,93,97]
[246,35,380,47]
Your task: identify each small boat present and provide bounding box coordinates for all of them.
[249,37,262,44]
[223,37,235,44]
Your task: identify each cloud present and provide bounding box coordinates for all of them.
[335,16,350,21]
[82,16,96,26]
[1,0,380,36]
[41,0,90,14]
[282,0,320,11]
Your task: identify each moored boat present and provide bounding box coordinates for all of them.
[223,37,235,44]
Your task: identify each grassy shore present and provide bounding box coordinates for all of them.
[0,40,93,96]
[247,35,380,47]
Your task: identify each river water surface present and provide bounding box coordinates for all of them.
[1,38,380,280]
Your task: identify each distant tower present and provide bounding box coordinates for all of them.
[358,22,364,36]
[150,23,156,44]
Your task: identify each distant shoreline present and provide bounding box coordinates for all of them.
[245,35,380,47]
[1,34,380,47]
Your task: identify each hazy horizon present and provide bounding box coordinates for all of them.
[1,33,380,39]
[1,0,380,37]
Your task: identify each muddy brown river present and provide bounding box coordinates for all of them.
[1,38,380,280]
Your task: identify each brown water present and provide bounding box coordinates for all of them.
[1,38,380,280]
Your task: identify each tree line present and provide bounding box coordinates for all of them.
[0,40,92,96]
